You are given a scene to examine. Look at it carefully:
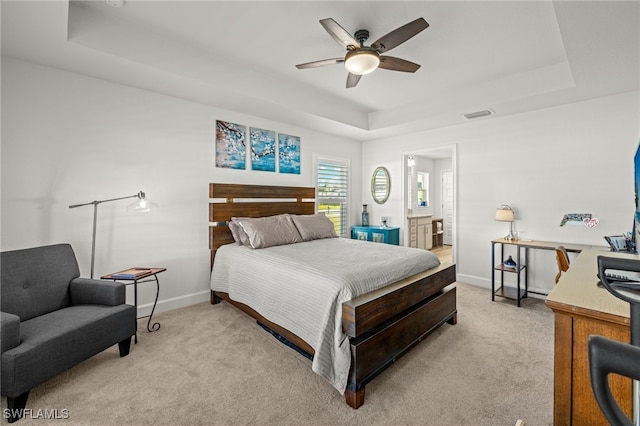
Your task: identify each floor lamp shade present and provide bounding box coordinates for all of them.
[69,191,158,278]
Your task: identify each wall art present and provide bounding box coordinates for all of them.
[278,133,301,175]
[216,120,246,170]
[250,127,276,172]
[559,213,592,226]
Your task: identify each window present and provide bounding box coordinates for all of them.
[316,157,349,237]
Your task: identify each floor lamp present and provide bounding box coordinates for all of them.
[69,191,158,278]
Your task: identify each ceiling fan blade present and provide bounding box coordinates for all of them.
[346,73,362,88]
[371,17,429,54]
[320,18,360,50]
[296,58,344,69]
[378,56,421,73]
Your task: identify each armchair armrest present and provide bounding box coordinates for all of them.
[1,312,21,354]
[70,278,126,306]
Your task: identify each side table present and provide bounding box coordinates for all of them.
[351,226,400,245]
[101,267,166,343]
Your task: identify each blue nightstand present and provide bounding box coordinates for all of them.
[351,226,400,245]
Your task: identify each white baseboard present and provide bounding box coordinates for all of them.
[456,274,549,300]
[135,290,211,318]
[456,273,490,288]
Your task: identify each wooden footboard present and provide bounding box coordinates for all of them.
[208,183,457,409]
[346,286,457,406]
[211,262,457,409]
[342,262,456,408]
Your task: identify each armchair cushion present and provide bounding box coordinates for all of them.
[1,312,20,354]
[70,278,125,306]
[1,244,79,321]
[2,304,135,398]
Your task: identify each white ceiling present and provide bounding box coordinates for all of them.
[2,1,639,142]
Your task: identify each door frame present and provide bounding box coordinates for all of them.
[401,144,457,263]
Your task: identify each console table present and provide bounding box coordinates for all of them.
[351,226,400,245]
[546,250,634,425]
[491,238,597,306]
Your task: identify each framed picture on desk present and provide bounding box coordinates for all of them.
[604,235,630,252]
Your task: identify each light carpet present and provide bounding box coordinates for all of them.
[2,283,553,425]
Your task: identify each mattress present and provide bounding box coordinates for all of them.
[210,237,441,393]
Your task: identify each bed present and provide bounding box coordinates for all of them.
[208,183,457,408]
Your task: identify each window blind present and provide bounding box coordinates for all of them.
[316,159,349,237]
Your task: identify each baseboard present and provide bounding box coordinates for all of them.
[135,290,210,318]
[456,274,489,288]
[456,274,549,300]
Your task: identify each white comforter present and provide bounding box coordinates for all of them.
[210,237,440,393]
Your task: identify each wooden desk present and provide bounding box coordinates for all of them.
[491,238,598,306]
[546,250,634,425]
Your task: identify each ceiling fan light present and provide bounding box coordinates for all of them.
[344,49,380,75]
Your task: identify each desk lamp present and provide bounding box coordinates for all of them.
[495,205,516,241]
[69,191,158,278]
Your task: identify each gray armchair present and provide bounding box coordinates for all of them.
[1,244,136,422]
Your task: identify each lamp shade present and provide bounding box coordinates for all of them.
[126,191,159,213]
[344,49,380,75]
[495,206,514,222]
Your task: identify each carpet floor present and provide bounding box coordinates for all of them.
[2,283,553,425]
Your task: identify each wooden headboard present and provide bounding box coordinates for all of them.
[208,183,316,267]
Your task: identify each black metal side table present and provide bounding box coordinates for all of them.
[101,267,166,343]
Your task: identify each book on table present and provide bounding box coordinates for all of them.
[109,268,152,279]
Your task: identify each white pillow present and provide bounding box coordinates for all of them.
[291,213,338,241]
[236,214,303,249]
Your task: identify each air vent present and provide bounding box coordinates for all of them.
[463,109,495,120]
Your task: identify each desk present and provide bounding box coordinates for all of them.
[546,250,634,425]
[491,238,597,306]
[102,267,165,343]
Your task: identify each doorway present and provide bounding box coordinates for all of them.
[402,145,456,264]
[442,170,454,245]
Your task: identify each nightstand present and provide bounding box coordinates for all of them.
[351,226,400,245]
[101,267,166,343]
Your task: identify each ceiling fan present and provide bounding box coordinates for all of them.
[296,17,429,88]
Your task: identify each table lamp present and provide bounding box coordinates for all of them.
[495,205,517,241]
[69,191,159,278]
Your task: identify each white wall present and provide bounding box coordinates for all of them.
[362,91,640,295]
[1,57,362,314]
[433,158,453,219]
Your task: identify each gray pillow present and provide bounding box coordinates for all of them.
[229,217,250,245]
[291,213,338,241]
[236,214,303,249]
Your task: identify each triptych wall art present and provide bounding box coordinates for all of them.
[215,120,300,174]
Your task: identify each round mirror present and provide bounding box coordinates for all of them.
[371,167,390,204]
